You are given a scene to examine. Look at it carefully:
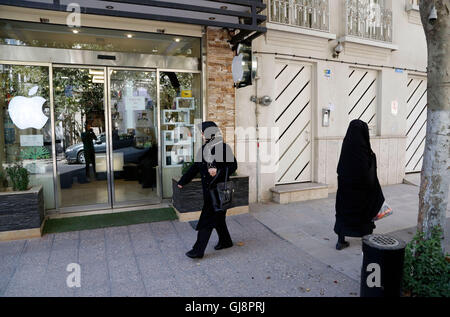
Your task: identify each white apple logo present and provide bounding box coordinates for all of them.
[8,86,49,130]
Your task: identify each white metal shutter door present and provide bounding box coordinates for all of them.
[406,77,427,173]
[348,68,378,135]
[274,62,312,184]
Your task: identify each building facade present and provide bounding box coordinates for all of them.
[0,1,265,218]
[235,0,428,203]
[0,0,429,219]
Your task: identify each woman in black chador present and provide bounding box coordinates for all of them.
[334,120,384,250]
[177,121,238,259]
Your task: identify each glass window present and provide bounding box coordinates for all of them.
[160,71,201,198]
[0,64,55,210]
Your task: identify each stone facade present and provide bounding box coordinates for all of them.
[206,27,236,145]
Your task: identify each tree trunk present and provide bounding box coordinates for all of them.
[417,0,450,240]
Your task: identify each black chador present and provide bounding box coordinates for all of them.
[334,120,385,250]
[178,121,238,258]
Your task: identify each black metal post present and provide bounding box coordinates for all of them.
[360,234,407,297]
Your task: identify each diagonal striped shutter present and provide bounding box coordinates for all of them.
[348,68,378,135]
[274,62,312,184]
[405,76,427,173]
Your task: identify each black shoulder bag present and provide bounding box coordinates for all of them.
[209,167,234,213]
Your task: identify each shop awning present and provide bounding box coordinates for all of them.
[0,0,267,45]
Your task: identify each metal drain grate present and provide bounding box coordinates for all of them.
[368,235,399,247]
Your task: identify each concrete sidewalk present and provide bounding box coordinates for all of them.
[0,214,359,297]
[252,182,450,282]
[0,178,448,297]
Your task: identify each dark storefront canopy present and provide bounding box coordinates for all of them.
[0,0,267,45]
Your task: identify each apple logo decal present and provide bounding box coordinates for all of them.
[8,85,49,130]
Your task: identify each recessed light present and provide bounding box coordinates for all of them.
[220,6,228,10]
[89,69,104,75]
[106,5,114,9]
[126,34,133,38]
[152,49,158,53]
[175,38,180,42]
[92,75,104,84]
[72,29,79,34]
[209,17,216,20]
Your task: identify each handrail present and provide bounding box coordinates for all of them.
[267,0,330,32]
[345,0,393,43]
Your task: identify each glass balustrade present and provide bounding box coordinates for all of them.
[267,0,392,42]
[345,0,393,43]
[268,0,330,32]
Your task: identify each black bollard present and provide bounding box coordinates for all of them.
[360,234,406,297]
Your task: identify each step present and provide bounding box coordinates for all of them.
[270,182,329,204]
[403,173,420,187]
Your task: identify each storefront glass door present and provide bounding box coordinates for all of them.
[108,68,160,206]
[1,62,200,212]
[53,66,161,211]
[0,18,202,212]
[53,66,110,210]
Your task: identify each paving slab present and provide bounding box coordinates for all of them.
[2,182,449,297]
[252,183,450,283]
[0,213,360,297]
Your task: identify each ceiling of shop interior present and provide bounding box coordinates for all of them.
[0,19,201,56]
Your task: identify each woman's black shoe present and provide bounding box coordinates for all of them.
[185,250,203,259]
[214,242,233,250]
[336,241,350,250]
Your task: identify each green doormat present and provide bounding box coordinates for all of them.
[43,208,177,234]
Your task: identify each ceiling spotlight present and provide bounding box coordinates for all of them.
[72,29,79,34]
[126,34,133,38]
[92,75,104,84]
[152,49,158,53]
[105,5,114,9]
[175,38,180,42]
[89,69,104,75]
[220,6,228,10]
[209,17,216,20]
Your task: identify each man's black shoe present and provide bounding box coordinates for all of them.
[214,242,233,250]
[185,249,203,259]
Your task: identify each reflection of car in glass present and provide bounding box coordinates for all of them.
[64,133,150,164]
